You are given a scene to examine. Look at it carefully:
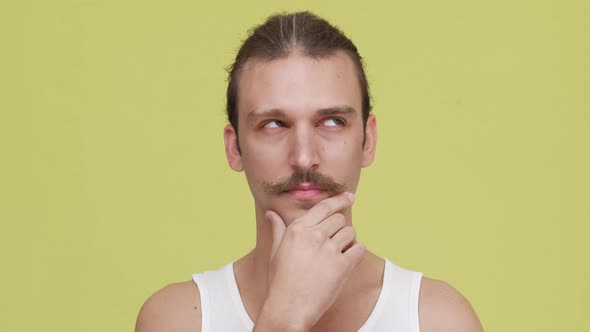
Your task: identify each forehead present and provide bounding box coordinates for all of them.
[237,51,362,118]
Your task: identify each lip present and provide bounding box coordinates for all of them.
[291,182,323,191]
[286,183,326,200]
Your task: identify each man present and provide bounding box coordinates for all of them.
[136,11,483,332]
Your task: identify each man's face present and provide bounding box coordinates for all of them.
[224,50,377,224]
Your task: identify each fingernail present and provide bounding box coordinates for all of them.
[346,192,355,202]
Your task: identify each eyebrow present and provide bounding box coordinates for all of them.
[316,106,357,117]
[246,106,357,123]
[247,109,288,122]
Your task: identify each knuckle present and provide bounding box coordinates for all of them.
[341,194,353,207]
[339,195,350,205]
[310,229,324,244]
[289,223,304,235]
[325,240,339,253]
[317,227,330,239]
[342,226,355,237]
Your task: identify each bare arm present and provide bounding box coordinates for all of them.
[135,281,201,332]
[419,277,484,332]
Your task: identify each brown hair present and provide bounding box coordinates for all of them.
[226,11,372,140]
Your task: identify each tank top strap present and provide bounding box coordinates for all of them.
[192,262,252,332]
[366,258,423,332]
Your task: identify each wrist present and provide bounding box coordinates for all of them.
[253,299,311,332]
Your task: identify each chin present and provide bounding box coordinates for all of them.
[278,208,307,225]
[271,199,315,224]
[270,202,315,226]
[260,191,333,224]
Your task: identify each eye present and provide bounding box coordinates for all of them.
[323,118,345,127]
[262,120,284,128]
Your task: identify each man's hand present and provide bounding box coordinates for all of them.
[253,192,367,332]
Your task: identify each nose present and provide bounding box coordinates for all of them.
[288,125,320,172]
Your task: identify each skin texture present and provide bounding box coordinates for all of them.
[136,51,484,332]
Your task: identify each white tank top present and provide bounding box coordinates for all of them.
[192,258,422,332]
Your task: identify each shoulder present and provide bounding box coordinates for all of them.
[418,276,484,332]
[135,281,201,332]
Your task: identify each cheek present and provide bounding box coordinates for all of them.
[320,138,364,163]
[319,140,364,184]
[241,140,287,177]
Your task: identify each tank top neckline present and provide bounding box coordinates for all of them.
[223,258,392,331]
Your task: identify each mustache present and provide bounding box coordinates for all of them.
[263,170,346,195]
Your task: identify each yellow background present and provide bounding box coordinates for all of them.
[1,0,588,331]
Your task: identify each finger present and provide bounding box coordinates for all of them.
[342,242,366,268]
[297,192,354,227]
[265,210,286,257]
[329,226,356,252]
[313,213,347,238]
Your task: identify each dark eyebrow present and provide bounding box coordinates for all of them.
[316,106,357,117]
[246,105,358,123]
[247,109,288,123]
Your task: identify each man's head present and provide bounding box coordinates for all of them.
[223,11,377,224]
[226,11,372,142]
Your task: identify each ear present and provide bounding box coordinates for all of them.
[361,114,377,168]
[224,124,243,172]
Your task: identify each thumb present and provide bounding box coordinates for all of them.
[265,210,286,257]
